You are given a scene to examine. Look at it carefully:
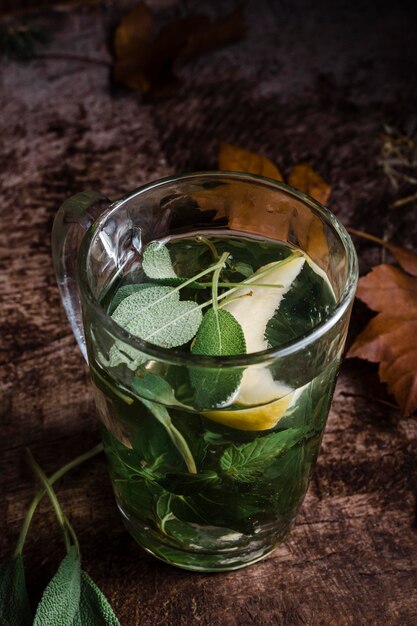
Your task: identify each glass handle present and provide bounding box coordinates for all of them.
[52,191,111,362]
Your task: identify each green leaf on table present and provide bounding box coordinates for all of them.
[190,308,246,409]
[33,546,80,626]
[142,242,177,279]
[110,286,203,368]
[108,283,155,314]
[73,570,120,626]
[0,555,32,626]
[220,428,304,482]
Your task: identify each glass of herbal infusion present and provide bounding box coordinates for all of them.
[52,172,358,571]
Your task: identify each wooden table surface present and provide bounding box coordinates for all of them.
[1,1,417,624]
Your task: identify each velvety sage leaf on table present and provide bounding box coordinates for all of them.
[220,428,304,482]
[190,308,246,409]
[109,286,202,369]
[0,555,32,626]
[142,242,177,279]
[33,546,80,626]
[73,570,120,626]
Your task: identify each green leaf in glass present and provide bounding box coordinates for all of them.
[220,428,304,482]
[142,242,177,279]
[109,286,202,368]
[190,308,246,409]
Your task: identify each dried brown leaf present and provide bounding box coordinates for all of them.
[219,142,283,181]
[179,4,245,64]
[113,3,245,99]
[215,143,332,272]
[348,263,417,415]
[288,163,331,205]
[114,2,152,61]
[348,228,417,277]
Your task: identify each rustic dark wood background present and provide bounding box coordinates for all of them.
[1,1,417,624]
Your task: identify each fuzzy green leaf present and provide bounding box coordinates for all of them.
[142,242,177,279]
[190,309,246,409]
[220,428,304,482]
[110,286,202,368]
[0,555,32,626]
[108,283,154,315]
[33,546,80,626]
[132,373,184,407]
[73,570,120,626]
[234,261,254,277]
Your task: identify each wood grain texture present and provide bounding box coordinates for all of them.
[1,1,417,625]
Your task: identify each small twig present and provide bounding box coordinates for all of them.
[389,191,417,209]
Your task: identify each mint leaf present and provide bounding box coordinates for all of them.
[142,242,177,279]
[33,546,80,626]
[158,470,219,495]
[73,570,120,626]
[0,555,32,626]
[108,283,154,315]
[220,428,304,482]
[110,286,203,368]
[190,308,246,409]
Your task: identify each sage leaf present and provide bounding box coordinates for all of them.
[233,261,253,277]
[108,283,154,315]
[0,555,32,626]
[33,546,80,626]
[73,570,120,626]
[220,428,304,482]
[141,397,197,474]
[112,286,202,347]
[190,308,246,409]
[192,309,245,356]
[142,242,177,279]
[110,286,203,368]
[132,373,185,407]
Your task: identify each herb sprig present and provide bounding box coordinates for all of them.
[1,444,120,626]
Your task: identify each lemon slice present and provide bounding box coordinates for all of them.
[205,392,295,431]
[204,254,306,430]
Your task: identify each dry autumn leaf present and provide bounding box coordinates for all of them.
[217,142,332,270]
[288,163,331,206]
[113,3,245,99]
[348,255,417,416]
[219,142,284,181]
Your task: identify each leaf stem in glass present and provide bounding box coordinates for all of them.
[212,252,229,314]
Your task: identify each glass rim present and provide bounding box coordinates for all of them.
[78,171,358,368]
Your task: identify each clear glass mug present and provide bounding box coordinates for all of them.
[52,172,358,572]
